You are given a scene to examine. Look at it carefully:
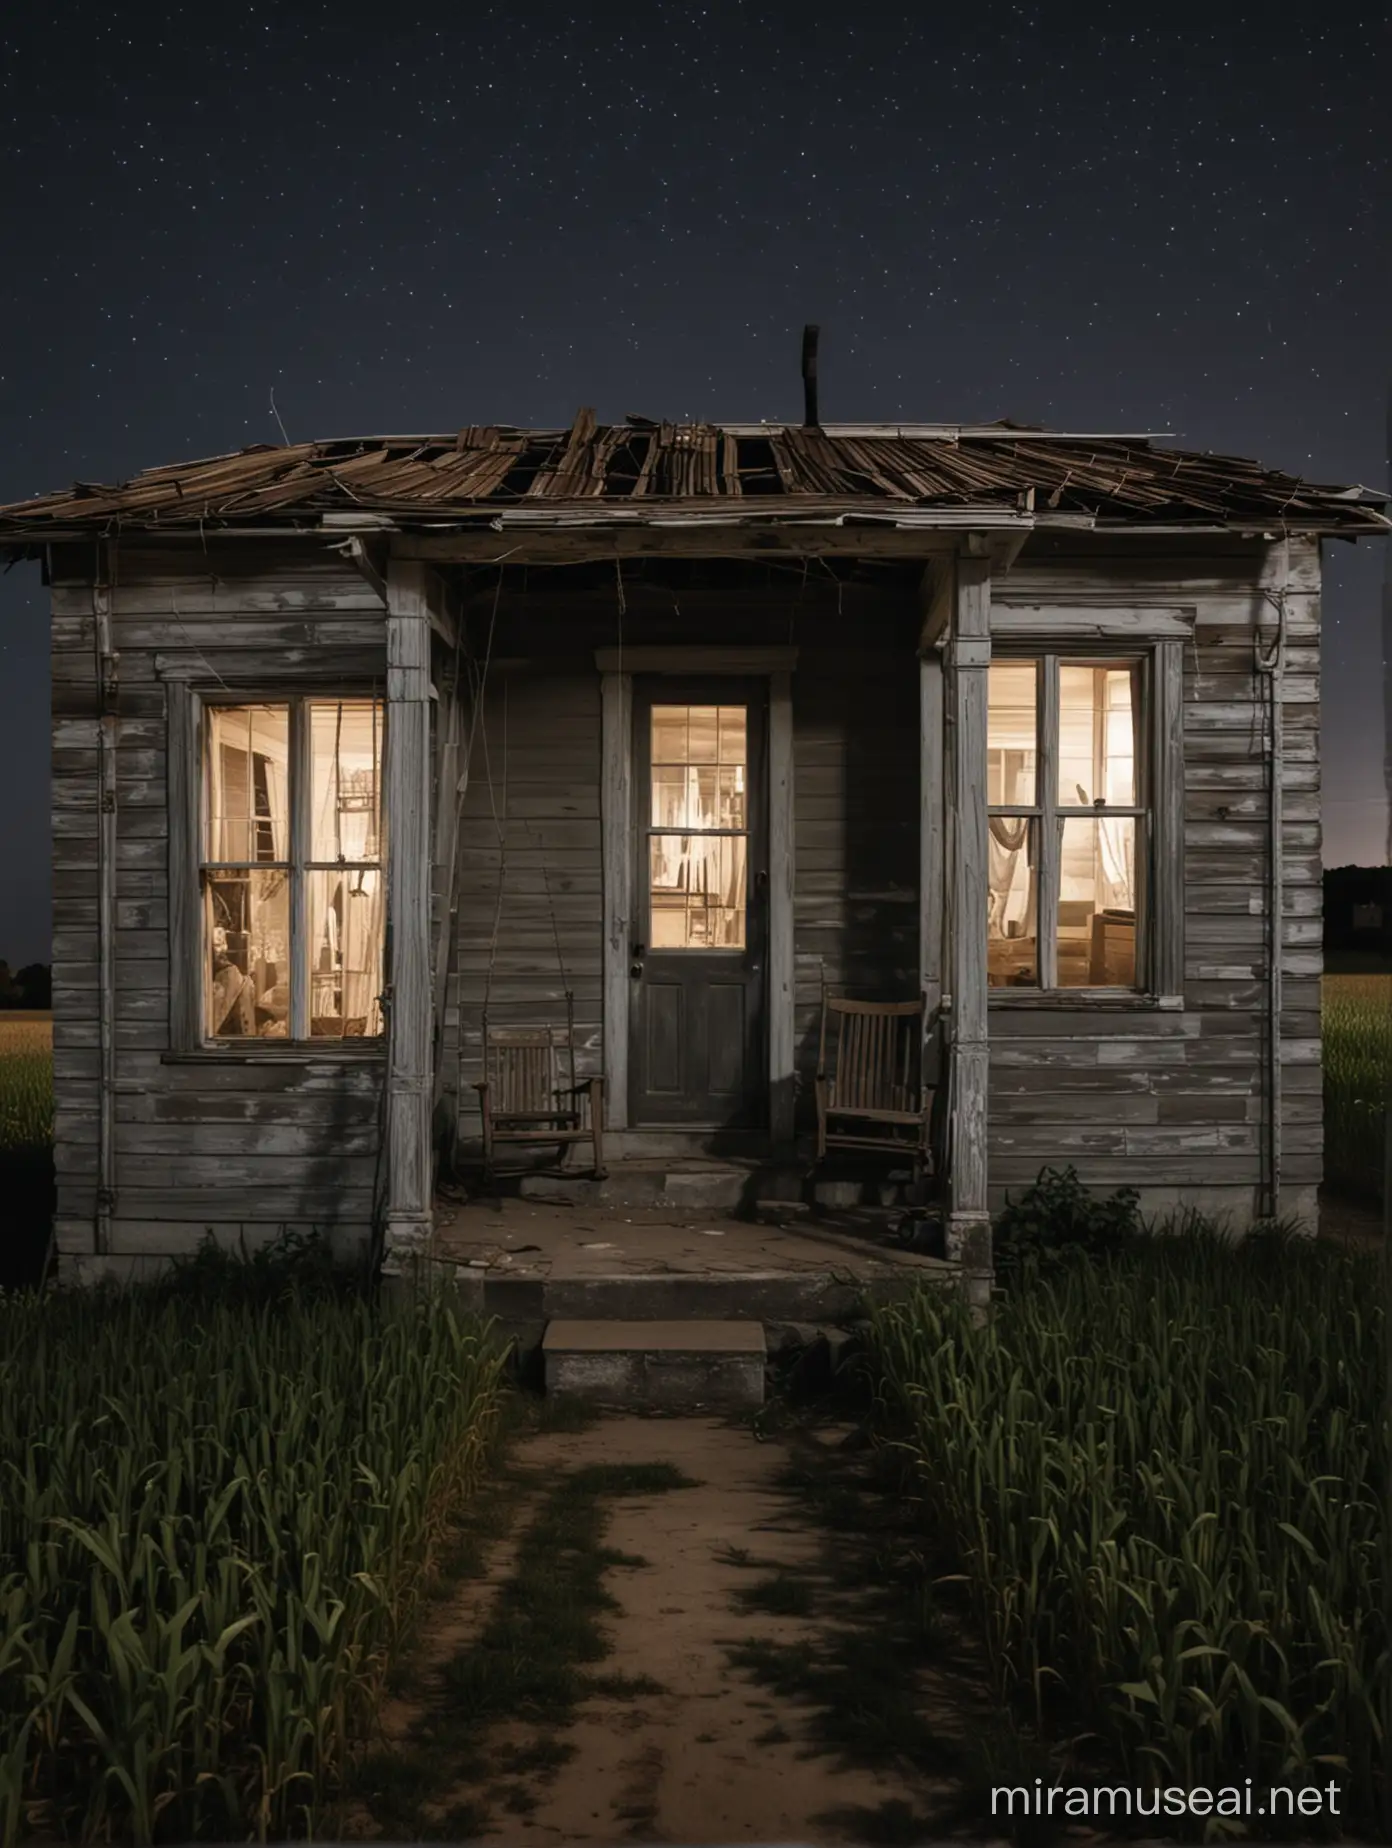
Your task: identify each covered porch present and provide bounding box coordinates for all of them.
[427,1189,958,1347]
[377,532,1016,1306]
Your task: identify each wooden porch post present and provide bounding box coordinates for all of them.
[599,669,633,1130]
[382,560,435,1279]
[919,650,945,1094]
[768,669,796,1147]
[947,550,993,1306]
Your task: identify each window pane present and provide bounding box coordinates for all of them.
[207,706,289,862]
[650,705,748,829]
[207,869,290,1037]
[1059,816,1137,987]
[987,662,1037,806]
[987,815,1038,987]
[311,700,383,863]
[1059,665,1136,808]
[650,706,690,765]
[649,834,746,949]
[683,705,719,764]
[308,869,385,1037]
[652,764,746,830]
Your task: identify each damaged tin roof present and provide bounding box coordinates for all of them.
[0,413,1386,540]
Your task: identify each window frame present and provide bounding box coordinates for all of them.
[166,682,389,1058]
[986,639,1184,1008]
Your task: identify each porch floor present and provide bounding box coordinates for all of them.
[432,1193,953,1280]
[428,1195,957,1337]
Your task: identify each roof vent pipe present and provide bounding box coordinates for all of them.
[801,325,820,429]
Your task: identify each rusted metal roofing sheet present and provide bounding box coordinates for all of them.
[1,415,1386,538]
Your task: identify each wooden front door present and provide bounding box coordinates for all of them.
[629,680,767,1127]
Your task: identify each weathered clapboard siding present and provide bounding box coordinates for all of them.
[986,535,1322,1225]
[45,543,388,1260]
[445,671,606,1147]
[790,604,922,1114]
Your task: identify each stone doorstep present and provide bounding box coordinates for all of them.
[542,1318,768,1356]
[541,1318,767,1410]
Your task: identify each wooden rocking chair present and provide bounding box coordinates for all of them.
[473,1016,606,1188]
[814,991,934,1178]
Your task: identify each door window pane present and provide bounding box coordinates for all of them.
[310,701,382,862]
[207,869,290,1037]
[308,868,385,1036]
[650,705,747,825]
[988,816,1038,987]
[649,834,747,949]
[651,703,747,769]
[1059,665,1137,808]
[206,706,289,862]
[648,703,748,949]
[1058,816,1137,987]
[987,662,1037,806]
[651,763,746,831]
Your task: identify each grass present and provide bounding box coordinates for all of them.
[865,1224,1387,1840]
[1323,971,1391,1205]
[0,1013,54,1289]
[0,1242,508,1843]
[342,1452,696,1839]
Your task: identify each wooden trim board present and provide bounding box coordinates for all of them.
[594,645,799,674]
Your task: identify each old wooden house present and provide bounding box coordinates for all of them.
[2,403,1386,1299]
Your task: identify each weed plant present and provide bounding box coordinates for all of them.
[867,1221,1386,1837]
[0,1233,507,1842]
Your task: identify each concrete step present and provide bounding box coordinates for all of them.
[466,1266,942,1355]
[521,1159,777,1213]
[542,1318,767,1410]
[517,1159,917,1214]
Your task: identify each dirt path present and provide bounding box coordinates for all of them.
[341,1410,1007,1845]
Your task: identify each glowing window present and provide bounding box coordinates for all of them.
[987,659,1145,992]
[202,699,385,1039]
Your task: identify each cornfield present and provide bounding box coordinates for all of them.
[0,1278,507,1843]
[1324,973,1391,1204]
[0,1014,53,1292]
[868,1230,1386,1833]
[0,1016,52,1155]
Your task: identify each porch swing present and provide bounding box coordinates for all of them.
[472,856,606,1189]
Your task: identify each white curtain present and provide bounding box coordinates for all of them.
[344,874,386,1033]
[262,754,288,861]
[1098,817,1133,910]
[988,816,1032,933]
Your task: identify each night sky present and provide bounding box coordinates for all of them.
[1,1,1387,966]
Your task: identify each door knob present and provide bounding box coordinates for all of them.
[630,942,645,979]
